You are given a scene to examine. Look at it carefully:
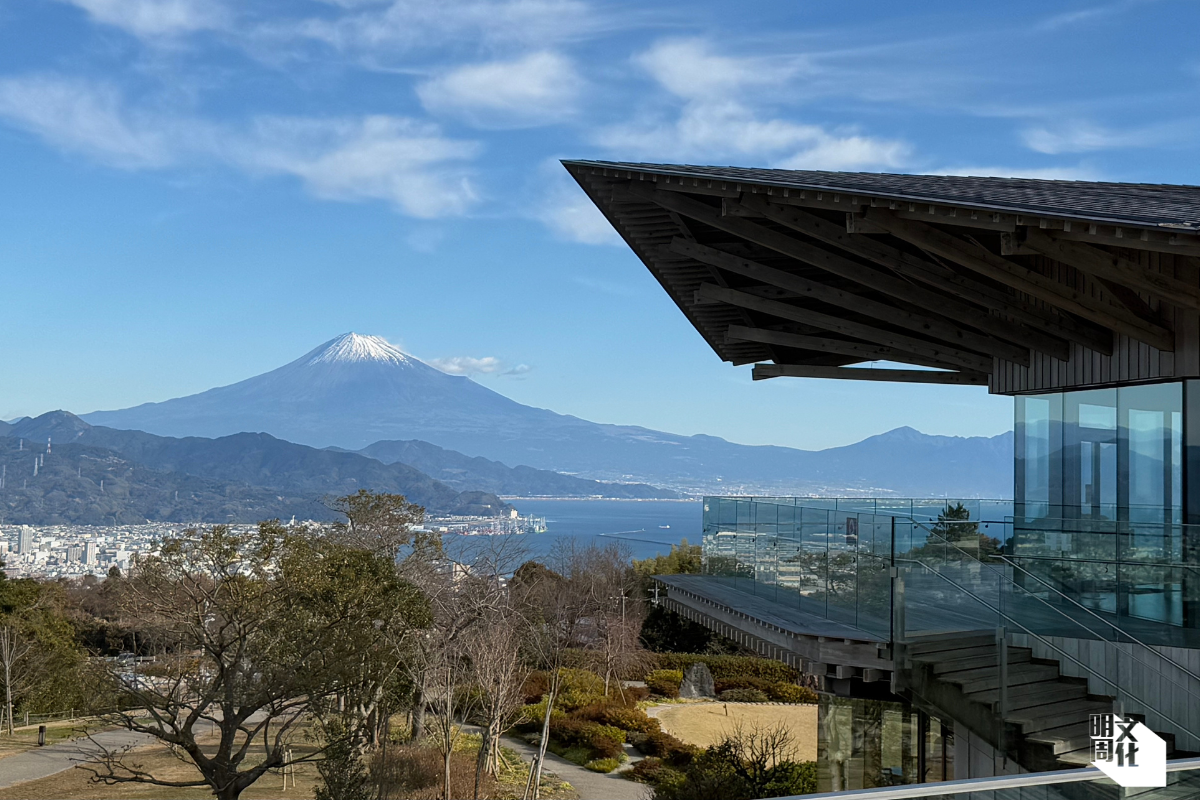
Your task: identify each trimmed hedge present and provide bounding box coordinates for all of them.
[652,653,800,683]
[718,688,769,702]
[645,669,684,698]
[766,683,818,704]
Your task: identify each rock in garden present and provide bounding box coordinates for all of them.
[679,663,715,698]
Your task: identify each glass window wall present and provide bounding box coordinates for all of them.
[1013,380,1197,639]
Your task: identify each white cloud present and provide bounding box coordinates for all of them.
[428,356,504,375]
[56,0,229,38]
[634,39,803,101]
[592,39,911,173]
[533,159,621,244]
[418,51,583,128]
[240,116,480,217]
[291,0,595,59]
[777,135,912,171]
[0,75,177,168]
[0,74,480,219]
[596,99,909,172]
[1021,122,1160,155]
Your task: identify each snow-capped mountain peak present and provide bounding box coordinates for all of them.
[307,333,415,366]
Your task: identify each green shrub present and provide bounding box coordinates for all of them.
[766,683,819,704]
[591,705,660,734]
[653,654,800,684]
[584,757,622,773]
[764,760,818,795]
[634,729,697,765]
[645,669,683,697]
[626,757,685,786]
[549,718,625,759]
[718,688,769,703]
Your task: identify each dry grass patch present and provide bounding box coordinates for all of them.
[653,702,817,761]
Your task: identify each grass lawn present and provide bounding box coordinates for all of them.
[652,701,818,761]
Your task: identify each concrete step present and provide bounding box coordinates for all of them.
[929,649,1032,675]
[969,680,1089,709]
[1026,722,1094,755]
[949,664,1062,694]
[1008,699,1111,734]
[907,631,997,656]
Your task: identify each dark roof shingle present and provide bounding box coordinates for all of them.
[564,160,1200,230]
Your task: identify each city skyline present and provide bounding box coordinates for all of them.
[3,1,1199,449]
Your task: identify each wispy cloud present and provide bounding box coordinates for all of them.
[55,0,230,38]
[417,51,584,128]
[1033,0,1158,32]
[533,158,621,245]
[429,355,531,377]
[1021,121,1167,154]
[288,0,596,60]
[0,75,178,168]
[0,74,480,218]
[595,38,911,171]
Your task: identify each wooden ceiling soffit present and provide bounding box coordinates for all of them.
[725,324,980,373]
[668,238,1028,365]
[633,184,1048,363]
[734,193,1094,358]
[1021,229,1200,311]
[862,208,1175,352]
[694,283,994,373]
[753,363,989,385]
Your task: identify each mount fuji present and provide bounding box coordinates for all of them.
[83,333,1014,496]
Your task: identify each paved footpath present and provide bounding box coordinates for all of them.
[502,736,649,800]
[0,729,154,789]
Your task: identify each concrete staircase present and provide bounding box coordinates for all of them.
[902,631,1177,772]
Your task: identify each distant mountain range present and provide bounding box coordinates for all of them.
[81,333,1013,496]
[1,412,511,525]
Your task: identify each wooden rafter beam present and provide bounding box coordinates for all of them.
[753,363,988,385]
[668,238,1028,364]
[725,324,981,373]
[694,283,994,373]
[631,185,1051,364]
[1022,229,1200,311]
[734,193,1095,357]
[862,208,1175,352]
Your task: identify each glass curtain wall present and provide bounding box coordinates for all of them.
[1014,380,1197,638]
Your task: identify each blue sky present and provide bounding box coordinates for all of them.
[1,0,1197,450]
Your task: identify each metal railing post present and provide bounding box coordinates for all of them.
[997,625,1008,760]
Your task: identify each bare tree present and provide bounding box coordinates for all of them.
[466,600,529,800]
[85,522,428,800]
[0,624,32,734]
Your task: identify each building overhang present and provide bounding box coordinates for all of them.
[563,160,1200,395]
